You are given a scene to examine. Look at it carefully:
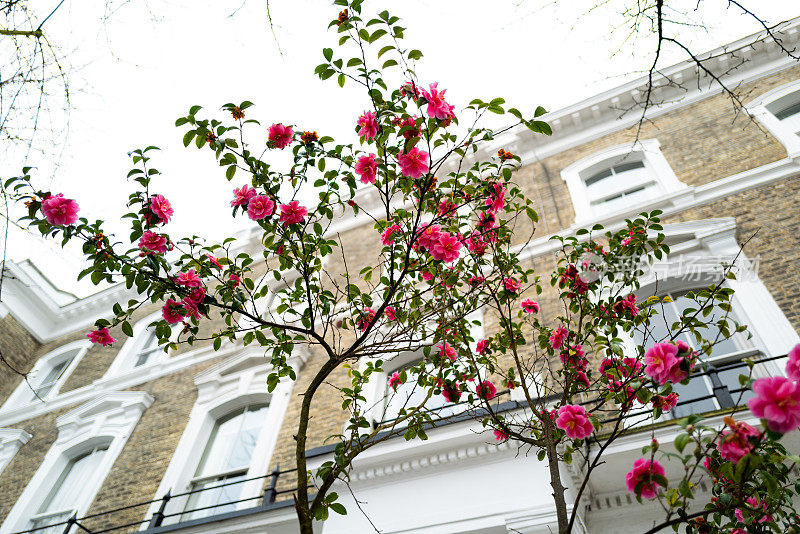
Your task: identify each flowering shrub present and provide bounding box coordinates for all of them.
[6,1,800,533]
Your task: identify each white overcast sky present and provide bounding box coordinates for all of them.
[3,0,798,296]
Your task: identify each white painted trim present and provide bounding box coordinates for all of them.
[515,157,800,262]
[1,340,91,412]
[141,350,298,526]
[0,260,138,343]
[0,340,240,428]
[748,78,800,160]
[0,391,153,534]
[103,311,174,378]
[0,428,31,475]
[560,139,686,224]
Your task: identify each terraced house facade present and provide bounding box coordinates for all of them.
[2,19,800,534]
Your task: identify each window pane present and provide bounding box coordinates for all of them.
[672,295,743,357]
[30,511,73,534]
[384,360,449,423]
[38,447,107,514]
[670,377,716,419]
[183,473,246,521]
[195,405,268,477]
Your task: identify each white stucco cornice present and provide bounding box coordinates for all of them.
[477,18,800,164]
[0,260,137,343]
[0,428,32,475]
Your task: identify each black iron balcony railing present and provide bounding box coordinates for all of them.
[9,353,787,534]
[10,465,305,534]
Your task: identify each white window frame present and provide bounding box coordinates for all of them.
[0,391,153,534]
[362,309,486,428]
[560,139,686,224]
[609,219,800,420]
[0,428,31,476]
[142,350,298,525]
[1,340,90,411]
[748,79,800,159]
[104,312,176,377]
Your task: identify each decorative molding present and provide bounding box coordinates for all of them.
[0,391,153,534]
[0,260,137,343]
[346,440,511,483]
[560,139,686,224]
[747,78,800,160]
[0,428,32,475]
[142,350,299,526]
[0,339,242,428]
[1,340,92,412]
[515,157,800,262]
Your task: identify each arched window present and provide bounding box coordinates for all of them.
[2,341,89,410]
[0,392,153,533]
[381,354,450,424]
[28,444,109,533]
[633,289,754,419]
[749,81,800,158]
[182,404,269,520]
[560,139,685,223]
[104,313,178,377]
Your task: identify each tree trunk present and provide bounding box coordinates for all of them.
[544,419,570,534]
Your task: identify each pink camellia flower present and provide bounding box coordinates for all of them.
[87,327,116,346]
[493,429,509,442]
[550,326,568,350]
[421,82,455,120]
[430,232,462,263]
[486,182,506,214]
[138,231,168,255]
[644,343,681,385]
[247,195,276,220]
[748,376,800,433]
[556,404,594,439]
[786,343,800,381]
[476,339,489,355]
[187,287,206,305]
[416,224,442,250]
[175,269,202,288]
[442,384,461,403]
[229,273,241,287]
[397,147,430,179]
[355,153,378,184]
[356,308,376,331]
[503,277,521,293]
[357,111,379,140]
[231,186,257,207]
[625,458,666,499]
[162,299,185,324]
[268,123,293,149]
[735,496,772,525]
[574,370,591,389]
[438,342,457,361]
[388,372,402,390]
[279,201,307,226]
[385,306,396,321]
[651,392,678,411]
[422,271,434,282]
[466,235,487,256]
[148,194,173,224]
[476,380,497,400]
[521,299,540,314]
[381,223,401,246]
[206,254,222,269]
[438,198,456,216]
[718,419,761,463]
[467,276,484,286]
[182,296,202,320]
[42,194,80,226]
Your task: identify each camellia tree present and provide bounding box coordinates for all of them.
[4,1,800,533]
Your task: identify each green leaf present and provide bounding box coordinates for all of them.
[323,48,333,62]
[408,49,423,60]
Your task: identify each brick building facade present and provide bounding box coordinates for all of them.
[1,20,800,534]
